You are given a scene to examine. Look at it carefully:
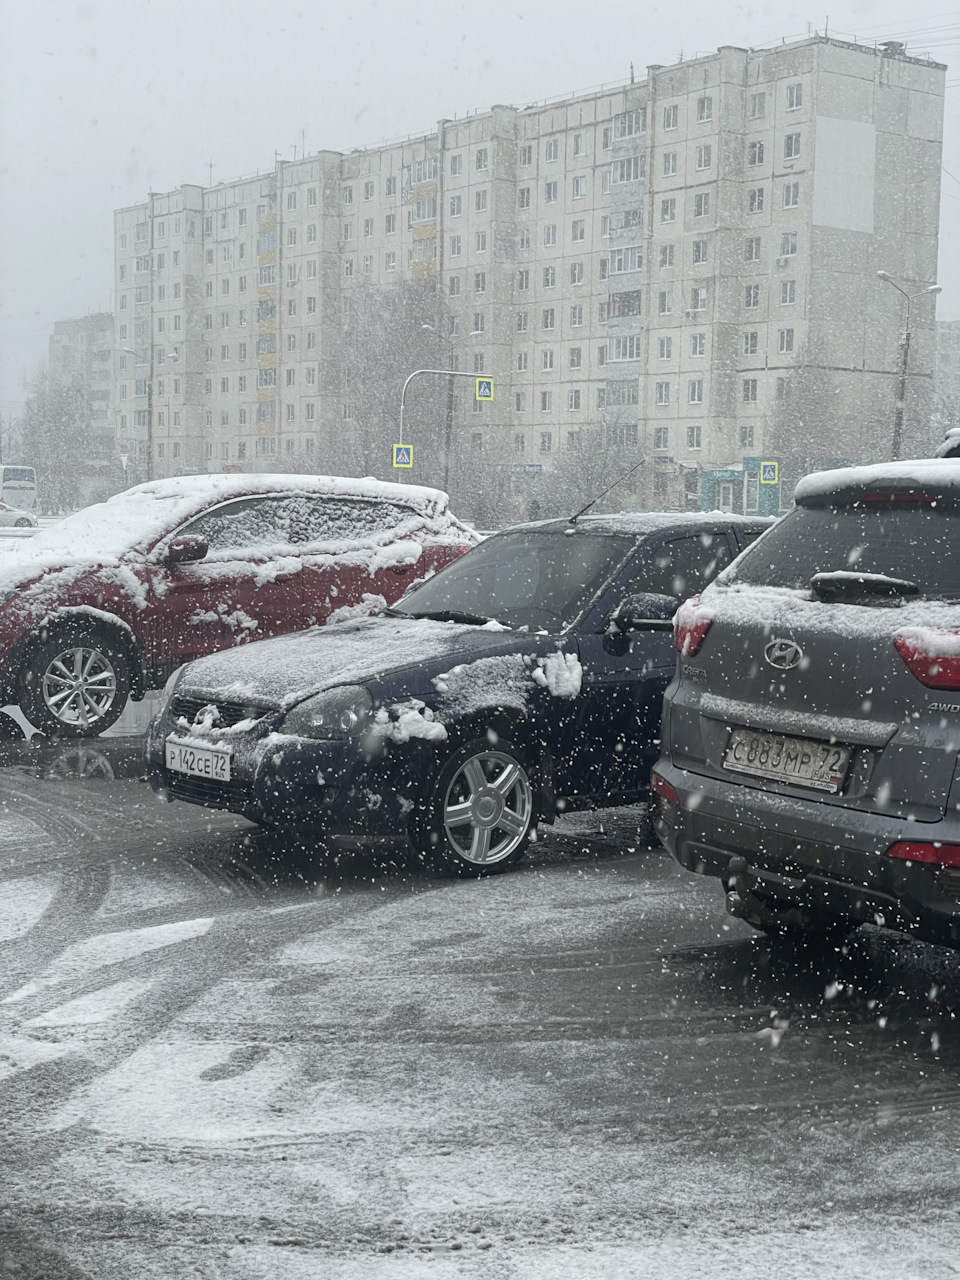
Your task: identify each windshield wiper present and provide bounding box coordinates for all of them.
[810,571,919,605]
[400,609,492,625]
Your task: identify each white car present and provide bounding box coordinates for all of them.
[0,500,37,529]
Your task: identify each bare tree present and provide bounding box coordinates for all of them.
[18,365,92,513]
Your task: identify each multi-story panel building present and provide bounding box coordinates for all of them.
[112,35,944,515]
[47,311,116,501]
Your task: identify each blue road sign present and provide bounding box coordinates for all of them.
[393,444,413,469]
[760,461,779,484]
[475,378,494,401]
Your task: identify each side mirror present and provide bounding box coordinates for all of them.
[608,592,678,633]
[165,534,209,566]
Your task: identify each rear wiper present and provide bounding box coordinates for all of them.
[399,609,492,625]
[810,571,919,605]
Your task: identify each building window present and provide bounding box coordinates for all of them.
[540,431,553,454]
[613,156,643,183]
[687,424,702,449]
[778,328,795,353]
[385,251,396,271]
[517,351,528,372]
[748,188,764,214]
[475,190,487,213]
[516,311,528,333]
[385,213,396,234]
[540,392,553,413]
[697,95,713,122]
[609,245,642,274]
[658,290,673,315]
[660,244,675,268]
[745,236,761,262]
[693,193,710,218]
[744,284,760,308]
[784,132,801,160]
[658,336,672,359]
[570,304,583,326]
[780,280,796,305]
[663,104,678,130]
[473,312,484,333]
[385,175,397,196]
[519,144,533,166]
[749,91,766,119]
[776,377,791,402]
[569,346,582,369]
[692,239,708,265]
[660,198,676,223]
[475,230,487,253]
[572,175,586,199]
[518,268,529,290]
[691,333,706,356]
[787,82,803,110]
[542,308,556,330]
[690,286,706,311]
[654,427,669,450]
[663,151,677,177]
[545,180,558,203]
[543,266,556,288]
[518,186,530,209]
[655,382,670,405]
[780,231,798,256]
[688,379,703,404]
[571,218,585,242]
[449,154,462,176]
[783,181,800,209]
[568,390,581,411]
[748,141,764,167]
[611,335,642,361]
[448,275,462,297]
[543,224,557,247]
[570,262,583,285]
[471,270,486,294]
[743,378,758,402]
[475,147,488,171]
[743,331,758,355]
[696,144,712,170]
[741,424,756,449]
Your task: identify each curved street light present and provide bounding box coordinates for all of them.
[876,271,941,460]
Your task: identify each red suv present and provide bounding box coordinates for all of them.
[0,474,476,737]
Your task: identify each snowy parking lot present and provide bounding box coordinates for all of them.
[1,705,960,1278]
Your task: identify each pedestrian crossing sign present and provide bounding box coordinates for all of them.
[393,444,413,468]
[760,461,779,484]
[475,378,494,402]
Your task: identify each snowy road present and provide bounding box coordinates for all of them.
[1,716,960,1278]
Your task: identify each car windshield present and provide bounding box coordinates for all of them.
[393,529,635,632]
[727,501,960,599]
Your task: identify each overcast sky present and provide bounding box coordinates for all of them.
[1,0,957,415]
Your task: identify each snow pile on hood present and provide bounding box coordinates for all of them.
[532,650,582,698]
[326,593,388,626]
[370,699,447,743]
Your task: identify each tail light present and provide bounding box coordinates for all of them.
[887,841,960,868]
[651,770,679,805]
[893,628,960,690]
[674,595,713,656]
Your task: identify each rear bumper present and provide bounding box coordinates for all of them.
[653,759,960,949]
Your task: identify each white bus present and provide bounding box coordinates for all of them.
[1,465,38,513]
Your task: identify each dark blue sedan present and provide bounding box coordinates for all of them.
[145,513,768,872]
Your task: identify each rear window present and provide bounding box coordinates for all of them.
[728,502,960,599]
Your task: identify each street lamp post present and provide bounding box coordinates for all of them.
[876,271,941,461]
[121,346,154,481]
[398,367,479,492]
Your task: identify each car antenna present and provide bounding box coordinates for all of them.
[568,455,647,523]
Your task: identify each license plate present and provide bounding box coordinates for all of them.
[165,739,232,782]
[722,727,850,793]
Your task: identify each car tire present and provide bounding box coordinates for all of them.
[417,737,536,875]
[14,517,32,528]
[18,628,131,738]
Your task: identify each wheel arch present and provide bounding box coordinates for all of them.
[12,607,146,700]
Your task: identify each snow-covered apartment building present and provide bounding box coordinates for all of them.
[111,34,945,512]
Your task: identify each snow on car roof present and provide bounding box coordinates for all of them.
[513,511,770,538]
[0,473,463,594]
[795,458,960,504]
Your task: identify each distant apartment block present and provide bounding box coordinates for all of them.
[112,35,945,514]
[48,311,116,499]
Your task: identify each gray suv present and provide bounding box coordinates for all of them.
[653,459,960,950]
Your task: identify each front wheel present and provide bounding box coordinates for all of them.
[18,630,131,738]
[14,517,32,528]
[418,737,536,874]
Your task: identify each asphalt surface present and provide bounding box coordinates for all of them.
[1,704,960,1279]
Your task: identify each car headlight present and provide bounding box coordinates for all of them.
[282,685,373,739]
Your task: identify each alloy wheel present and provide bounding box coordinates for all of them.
[442,749,533,866]
[41,645,118,729]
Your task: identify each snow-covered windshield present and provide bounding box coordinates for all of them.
[727,502,960,599]
[393,529,634,632]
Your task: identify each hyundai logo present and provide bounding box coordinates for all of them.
[764,638,803,670]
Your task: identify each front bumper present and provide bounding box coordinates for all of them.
[145,713,428,846]
[653,759,960,950]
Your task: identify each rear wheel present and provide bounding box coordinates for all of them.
[13,517,31,528]
[418,737,535,875]
[18,629,130,738]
